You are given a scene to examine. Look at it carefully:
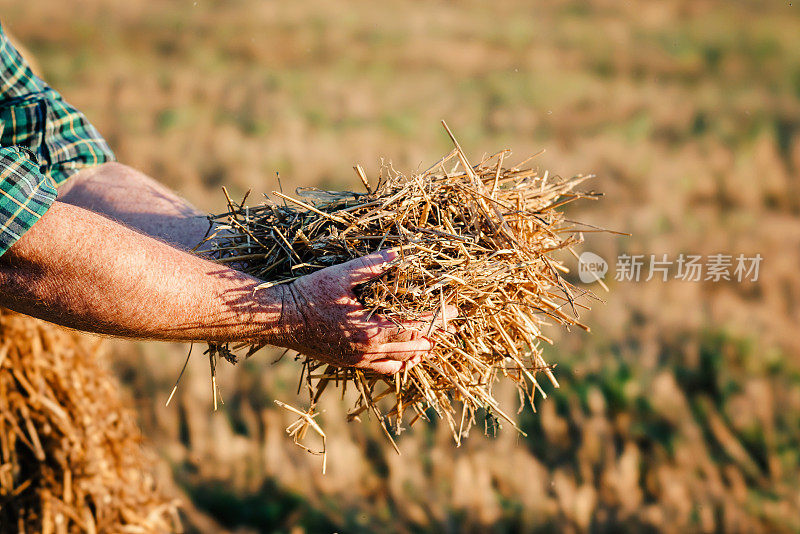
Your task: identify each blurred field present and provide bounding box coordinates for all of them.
[2,0,800,532]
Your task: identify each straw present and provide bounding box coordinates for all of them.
[199,123,604,452]
[0,309,181,532]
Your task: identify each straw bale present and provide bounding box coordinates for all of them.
[0,310,181,532]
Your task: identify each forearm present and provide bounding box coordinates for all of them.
[58,162,213,252]
[50,163,438,373]
[0,201,287,344]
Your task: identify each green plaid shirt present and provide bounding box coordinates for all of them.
[0,22,114,257]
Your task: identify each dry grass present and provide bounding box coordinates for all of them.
[0,310,181,533]
[201,124,605,462]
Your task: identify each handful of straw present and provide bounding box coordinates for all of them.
[201,123,602,460]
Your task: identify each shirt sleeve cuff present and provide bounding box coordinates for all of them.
[0,146,57,257]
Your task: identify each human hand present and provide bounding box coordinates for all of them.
[276,249,455,374]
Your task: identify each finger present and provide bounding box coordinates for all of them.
[342,249,398,287]
[378,303,460,342]
[399,353,424,372]
[384,323,426,343]
[358,349,428,375]
[360,359,403,374]
[365,339,434,361]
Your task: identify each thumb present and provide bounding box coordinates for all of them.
[343,249,398,287]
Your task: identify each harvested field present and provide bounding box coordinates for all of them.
[3,0,800,531]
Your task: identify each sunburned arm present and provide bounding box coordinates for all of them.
[0,201,285,343]
[0,202,436,373]
[58,162,215,253]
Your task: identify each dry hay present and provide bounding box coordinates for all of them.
[0,310,181,533]
[201,123,606,459]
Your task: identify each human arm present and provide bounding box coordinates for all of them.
[0,200,283,342]
[0,201,434,373]
[57,162,213,252]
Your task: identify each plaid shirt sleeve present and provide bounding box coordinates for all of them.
[0,22,114,258]
[0,145,57,257]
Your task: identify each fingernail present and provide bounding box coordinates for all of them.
[380,249,398,262]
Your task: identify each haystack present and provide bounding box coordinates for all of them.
[201,123,605,459]
[0,310,180,532]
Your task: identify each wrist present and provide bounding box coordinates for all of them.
[249,282,301,347]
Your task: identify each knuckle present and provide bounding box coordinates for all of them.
[349,329,371,345]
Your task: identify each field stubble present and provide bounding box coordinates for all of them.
[1,0,800,531]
